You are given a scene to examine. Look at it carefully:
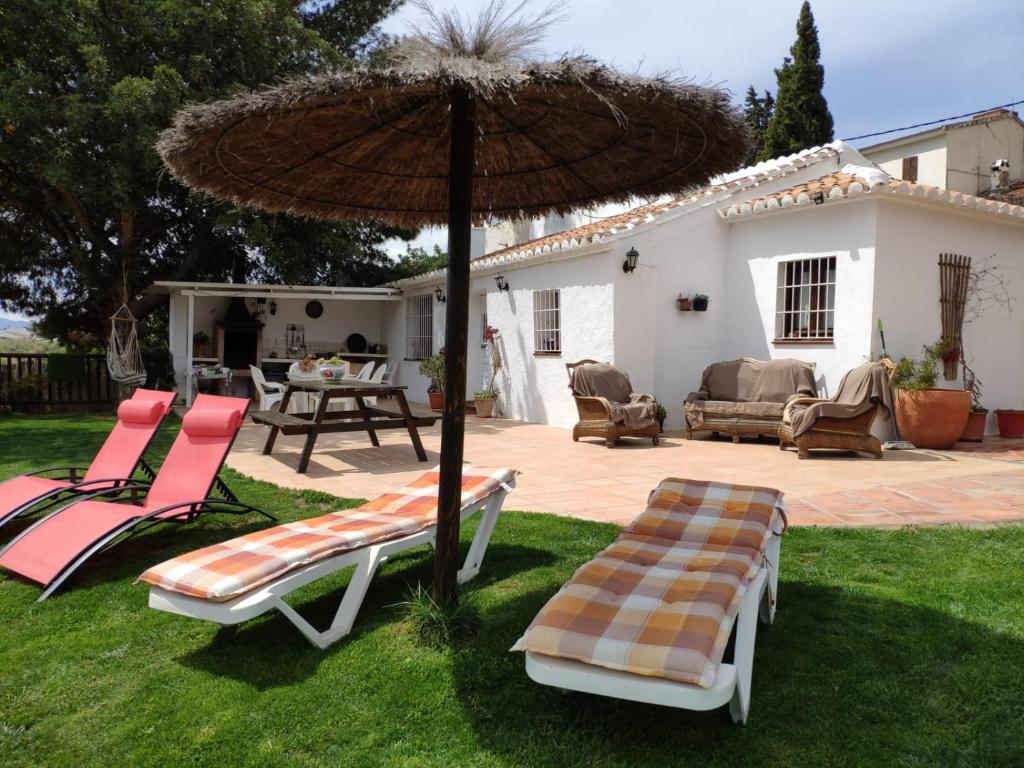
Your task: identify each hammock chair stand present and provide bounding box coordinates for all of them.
[107,304,148,389]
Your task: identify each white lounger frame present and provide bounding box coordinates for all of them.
[149,481,514,649]
[524,506,784,724]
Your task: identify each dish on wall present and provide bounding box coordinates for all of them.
[346,333,368,353]
[305,300,324,319]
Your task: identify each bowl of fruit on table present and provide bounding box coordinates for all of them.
[318,357,350,380]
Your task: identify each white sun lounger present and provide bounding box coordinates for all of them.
[512,481,782,729]
[523,523,781,724]
[143,468,515,649]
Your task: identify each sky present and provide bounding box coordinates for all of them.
[379,0,1024,254]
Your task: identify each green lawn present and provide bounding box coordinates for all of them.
[1,414,1022,768]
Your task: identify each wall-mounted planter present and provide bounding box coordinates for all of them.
[676,297,692,311]
[693,296,709,311]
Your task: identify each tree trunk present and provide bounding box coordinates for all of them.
[433,88,476,606]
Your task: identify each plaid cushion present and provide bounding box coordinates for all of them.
[138,466,516,602]
[512,478,784,688]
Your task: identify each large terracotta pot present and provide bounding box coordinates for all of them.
[894,388,971,449]
[428,390,444,410]
[960,410,988,442]
[475,397,496,418]
[996,410,1024,438]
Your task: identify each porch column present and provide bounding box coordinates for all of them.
[185,293,195,406]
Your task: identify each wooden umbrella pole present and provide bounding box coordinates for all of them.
[434,88,477,606]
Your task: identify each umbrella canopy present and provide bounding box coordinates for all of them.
[158,2,749,607]
[157,60,748,228]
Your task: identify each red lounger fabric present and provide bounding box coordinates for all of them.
[0,389,174,521]
[0,394,245,587]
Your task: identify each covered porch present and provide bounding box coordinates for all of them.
[148,281,402,405]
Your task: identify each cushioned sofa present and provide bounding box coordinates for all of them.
[684,358,817,442]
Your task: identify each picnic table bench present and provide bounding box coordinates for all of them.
[250,380,437,473]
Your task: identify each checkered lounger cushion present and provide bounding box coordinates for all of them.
[511,479,785,688]
[138,466,516,602]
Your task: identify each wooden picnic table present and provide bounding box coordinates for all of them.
[250,380,437,474]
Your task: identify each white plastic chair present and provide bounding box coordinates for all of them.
[249,365,286,412]
[286,362,319,412]
[364,362,389,407]
[380,361,398,386]
[354,361,376,381]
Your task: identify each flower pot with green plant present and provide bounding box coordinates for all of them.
[960,359,987,442]
[419,352,446,410]
[474,390,497,418]
[693,294,709,311]
[193,331,210,358]
[654,402,667,432]
[891,342,971,449]
[676,295,692,311]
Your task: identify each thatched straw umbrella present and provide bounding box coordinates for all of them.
[158,1,749,605]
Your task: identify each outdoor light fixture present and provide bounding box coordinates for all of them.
[269,299,278,316]
[434,286,447,303]
[623,246,639,274]
[494,274,510,292]
[812,191,825,205]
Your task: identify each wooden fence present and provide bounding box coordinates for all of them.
[0,353,116,411]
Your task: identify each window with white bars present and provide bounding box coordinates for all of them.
[533,289,561,353]
[775,257,836,340]
[405,294,433,359]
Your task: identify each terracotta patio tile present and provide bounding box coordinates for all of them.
[226,418,1024,529]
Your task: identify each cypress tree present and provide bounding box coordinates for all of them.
[741,86,775,167]
[759,1,834,160]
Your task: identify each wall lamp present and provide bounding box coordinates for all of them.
[494,274,510,292]
[433,286,446,304]
[268,299,278,316]
[623,246,639,274]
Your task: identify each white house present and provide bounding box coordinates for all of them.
[860,108,1024,195]
[388,140,1024,433]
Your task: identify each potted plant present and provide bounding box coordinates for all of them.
[193,331,210,358]
[419,351,446,410]
[960,360,987,442]
[693,294,709,311]
[891,342,971,449]
[474,389,497,418]
[995,409,1024,438]
[654,402,667,432]
[676,295,692,311]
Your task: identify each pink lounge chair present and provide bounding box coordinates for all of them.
[0,394,274,601]
[0,389,175,529]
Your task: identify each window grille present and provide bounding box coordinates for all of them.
[775,257,836,340]
[405,294,433,359]
[533,289,561,353]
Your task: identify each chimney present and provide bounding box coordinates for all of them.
[991,159,1010,189]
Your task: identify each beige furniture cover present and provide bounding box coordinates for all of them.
[685,358,817,439]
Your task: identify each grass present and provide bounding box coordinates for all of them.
[0,413,1023,767]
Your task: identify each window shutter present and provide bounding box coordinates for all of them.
[902,156,918,182]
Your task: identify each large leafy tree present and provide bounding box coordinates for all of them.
[759,1,834,161]
[0,0,405,343]
[741,85,774,167]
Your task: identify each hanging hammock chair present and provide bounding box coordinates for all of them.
[107,304,148,387]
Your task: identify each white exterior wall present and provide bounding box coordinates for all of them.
[874,200,1024,430]
[864,133,948,188]
[862,116,1024,195]
[724,200,880,398]
[486,251,618,428]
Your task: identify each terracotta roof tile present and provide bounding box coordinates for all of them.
[983,181,1024,207]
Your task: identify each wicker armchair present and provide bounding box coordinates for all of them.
[779,359,895,459]
[567,359,660,448]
